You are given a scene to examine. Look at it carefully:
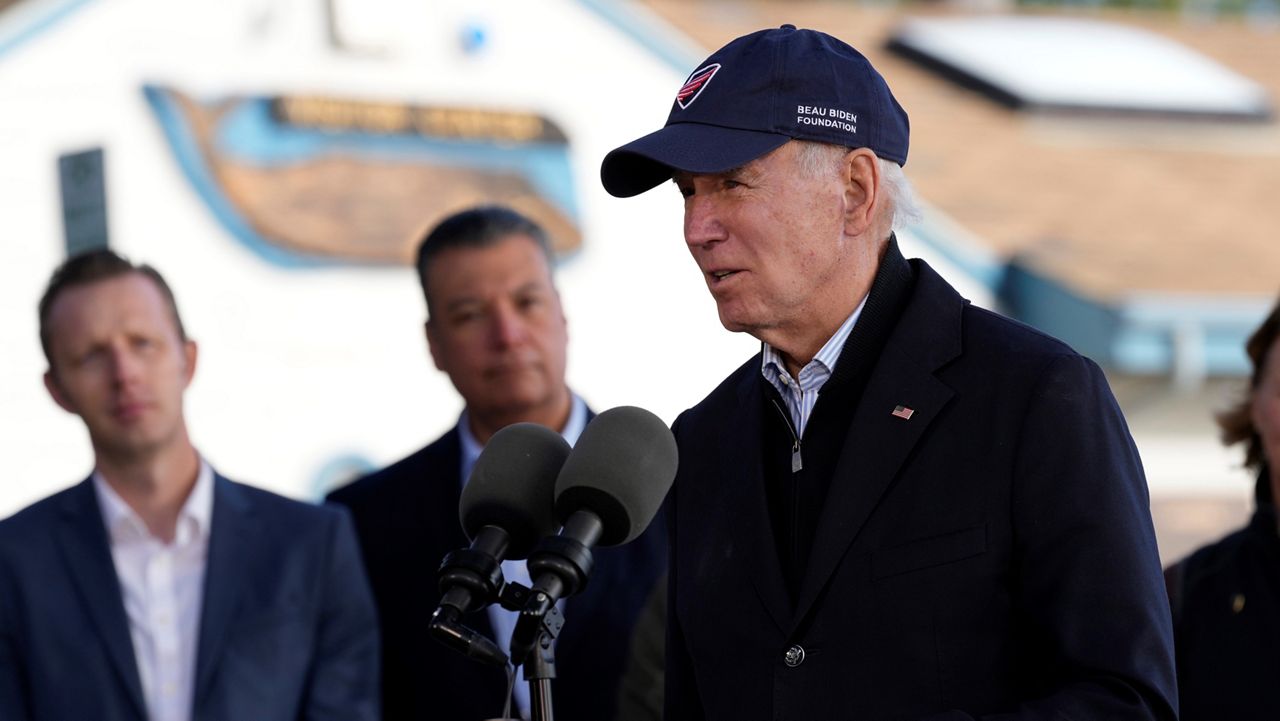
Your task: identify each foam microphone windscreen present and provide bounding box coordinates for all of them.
[460,422,570,559]
[554,406,678,546]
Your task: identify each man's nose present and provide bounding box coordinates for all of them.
[490,305,527,348]
[684,194,725,249]
[108,345,141,385]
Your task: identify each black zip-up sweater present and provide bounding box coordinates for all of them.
[761,236,916,600]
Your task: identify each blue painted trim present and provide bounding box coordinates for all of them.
[1001,262,1120,364]
[1123,294,1274,327]
[1115,295,1269,375]
[906,218,1005,292]
[1110,324,1253,376]
[1000,259,1266,376]
[573,0,702,73]
[0,0,96,61]
[142,86,336,269]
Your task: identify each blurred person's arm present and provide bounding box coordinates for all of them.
[300,507,380,721]
[0,552,31,721]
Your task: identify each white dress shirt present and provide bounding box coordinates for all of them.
[761,295,867,440]
[93,460,214,721]
[458,395,588,720]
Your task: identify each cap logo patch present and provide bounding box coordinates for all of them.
[676,64,720,110]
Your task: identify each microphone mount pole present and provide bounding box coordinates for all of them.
[497,582,565,721]
[499,510,600,721]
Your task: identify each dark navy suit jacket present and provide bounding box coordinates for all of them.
[665,258,1178,720]
[0,474,380,721]
[328,416,668,721]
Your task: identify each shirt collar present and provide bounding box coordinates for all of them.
[761,294,868,387]
[459,394,588,486]
[93,457,215,545]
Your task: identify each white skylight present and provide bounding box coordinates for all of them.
[889,16,1272,120]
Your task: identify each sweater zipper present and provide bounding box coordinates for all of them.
[769,397,803,473]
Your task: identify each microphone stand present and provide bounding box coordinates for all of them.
[434,510,602,721]
[497,583,565,721]
[524,607,561,721]
[503,512,600,721]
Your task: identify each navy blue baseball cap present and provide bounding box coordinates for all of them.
[600,25,910,198]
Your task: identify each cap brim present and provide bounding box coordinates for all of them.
[600,123,792,198]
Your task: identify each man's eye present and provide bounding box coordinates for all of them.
[76,349,105,367]
[677,185,694,199]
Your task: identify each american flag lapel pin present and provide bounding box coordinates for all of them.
[891,405,915,420]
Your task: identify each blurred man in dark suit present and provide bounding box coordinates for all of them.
[328,205,666,721]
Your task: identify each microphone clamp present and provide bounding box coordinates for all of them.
[506,582,568,668]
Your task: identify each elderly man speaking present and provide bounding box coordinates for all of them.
[600,25,1176,721]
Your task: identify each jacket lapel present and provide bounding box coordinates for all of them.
[725,365,792,633]
[193,474,259,708]
[55,479,148,720]
[792,265,963,626]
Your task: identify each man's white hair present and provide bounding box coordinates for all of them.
[795,140,922,232]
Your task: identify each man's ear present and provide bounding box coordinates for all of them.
[425,320,446,371]
[556,289,568,333]
[841,148,881,237]
[181,339,198,388]
[1250,387,1263,433]
[43,370,75,414]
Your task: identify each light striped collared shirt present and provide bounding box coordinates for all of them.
[761,296,867,441]
[93,459,214,721]
[457,395,588,720]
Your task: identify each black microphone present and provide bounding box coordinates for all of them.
[431,422,570,667]
[510,406,678,664]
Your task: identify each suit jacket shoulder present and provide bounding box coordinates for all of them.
[224,475,354,529]
[325,429,466,586]
[0,482,86,541]
[328,430,461,526]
